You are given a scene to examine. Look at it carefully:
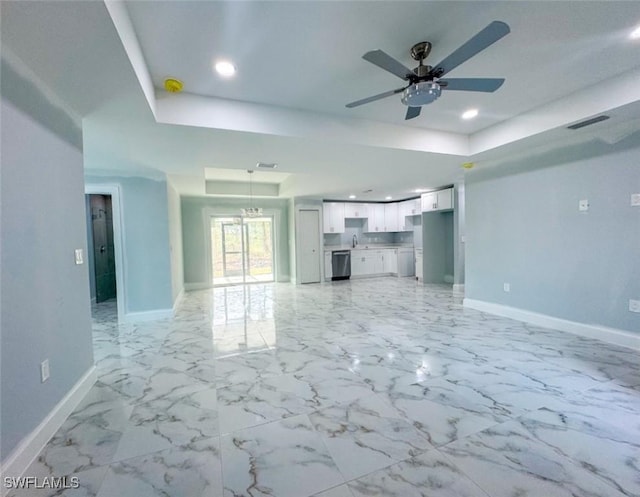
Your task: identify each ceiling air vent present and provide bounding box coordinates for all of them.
[256,162,277,169]
[567,115,610,130]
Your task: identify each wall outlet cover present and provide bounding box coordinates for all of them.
[630,299,640,313]
[41,359,50,382]
[75,248,84,265]
[503,283,511,292]
[631,193,640,207]
[578,199,589,212]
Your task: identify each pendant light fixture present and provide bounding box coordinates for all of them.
[241,170,263,217]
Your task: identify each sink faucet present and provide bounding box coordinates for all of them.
[352,234,358,248]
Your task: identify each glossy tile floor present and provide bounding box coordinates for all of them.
[14,279,640,497]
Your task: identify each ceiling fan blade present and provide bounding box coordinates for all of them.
[439,78,505,92]
[345,87,405,108]
[362,50,414,81]
[405,106,421,120]
[431,21,510,78]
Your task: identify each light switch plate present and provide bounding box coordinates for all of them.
[503,283,511,293]
[631,193,640,207]
[578,199,589,212]
[41,359,50,382]
[75,249,83,265]
[630,300,640,313]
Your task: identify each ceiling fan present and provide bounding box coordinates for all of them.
[346,21,510,120]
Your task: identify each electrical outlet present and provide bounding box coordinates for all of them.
[41,359,50,383]
[75,249,84,265]
[578,199,589,212]
[503,283,511,293]
[631,194,640,207]
[630,300,640,313]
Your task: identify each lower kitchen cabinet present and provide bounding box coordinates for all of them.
[324,251,332,280]
[382,249,397,274]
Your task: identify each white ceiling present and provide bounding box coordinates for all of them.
[2,1,640,200]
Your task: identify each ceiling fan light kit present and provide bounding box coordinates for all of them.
[346,21,510,120]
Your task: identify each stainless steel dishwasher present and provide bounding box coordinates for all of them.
[331,250,351,281]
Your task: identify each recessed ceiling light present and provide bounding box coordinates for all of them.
[385,196,393,200]
[462,108,479,120]
[631,25,640,40]
[215,60,236,77]
[348,195,356,199]
[414,188,429,193]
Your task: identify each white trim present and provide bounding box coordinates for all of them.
[0,367,97,492]
[85,185,127,319]
[463,298,640,351]
[184,282,212,291]
[172,288,184,314]
[123,309,173,322]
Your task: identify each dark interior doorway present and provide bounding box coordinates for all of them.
[87,194,117,303]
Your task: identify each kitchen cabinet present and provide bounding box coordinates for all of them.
[384,203,399,232]
[351,253,370,276]
[415,248,423,281]
[382,249,398,274]
[421,188,453,213]
[323,202,345,233]
[324,251,332,280]
[344,202,368,219]
[364,204,385,232]
[398,198,420,231]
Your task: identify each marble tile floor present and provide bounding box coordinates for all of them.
[10,279,640,497]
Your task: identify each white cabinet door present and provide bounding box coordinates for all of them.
[323,202,345,233]
[437,188,453,210]
[364,204,385,232]
[324,251,332,280]
[398,199,419,231]
[382,249,398,274]
[421,192,437,212]
[351,253,368,276]
[421,188,453,212]
[384,203,399,232]
[415,248,423,281]
[344,202,368,219]
[408,198,421,216]
[371,250,384,273]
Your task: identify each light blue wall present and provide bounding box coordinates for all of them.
[466,139,640,333]
[1,99,94,460]
[422,211,453,283]
[167,183,184,304]
[85,174,173,313]
[182,196,290,285]
[85,195,97,301]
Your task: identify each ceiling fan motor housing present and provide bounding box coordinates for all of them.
[401,81,441,107]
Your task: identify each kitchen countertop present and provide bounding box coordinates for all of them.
[324,244,414,252]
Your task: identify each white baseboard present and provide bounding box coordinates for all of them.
[172,288,184,314]
[123,308,173,322]
[0,367,97,493]
[463,298,640,351]
[184,282,212,291]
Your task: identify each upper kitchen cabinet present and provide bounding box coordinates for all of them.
[323,202,345,233]
[364,203,385,232]
[398,198,421,231]
[344,202,368,219]
[421,188,453,213]
[384,203,399,232]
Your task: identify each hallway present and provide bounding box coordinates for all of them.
[14,279,640,497]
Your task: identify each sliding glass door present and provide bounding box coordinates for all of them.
[210,216,274,286]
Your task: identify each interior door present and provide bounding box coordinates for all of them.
[299,209,321,284]
[90,194,116,302]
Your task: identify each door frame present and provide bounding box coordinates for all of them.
[85,184,126,319]
[207,213,276,286]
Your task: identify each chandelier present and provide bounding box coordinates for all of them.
[241,170,263,218]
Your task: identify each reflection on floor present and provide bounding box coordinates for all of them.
[13,279,640,497]
[212,273,274,286]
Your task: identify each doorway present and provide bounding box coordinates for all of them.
[87,194,117,303]
[210,216,275,286]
